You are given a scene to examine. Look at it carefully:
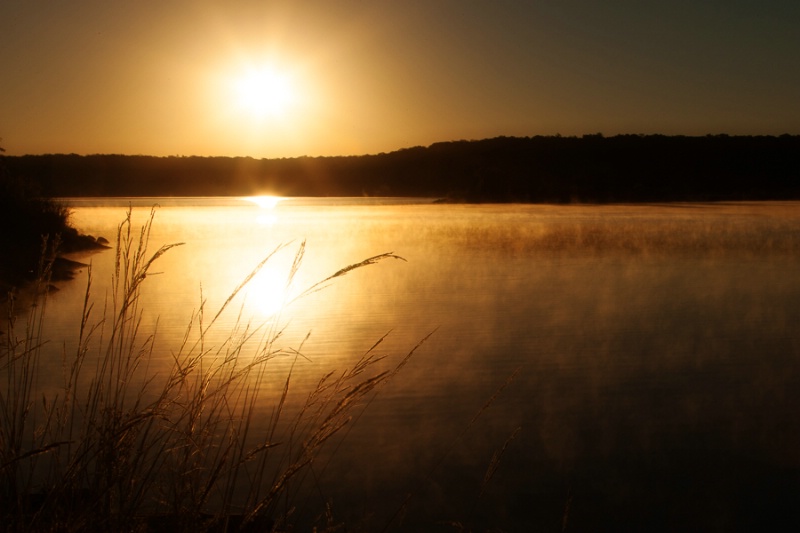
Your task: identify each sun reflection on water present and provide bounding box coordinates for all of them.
[243,265,291,318]
[244,195,284,209]
[242,195,284,226]
[238,265,300,320]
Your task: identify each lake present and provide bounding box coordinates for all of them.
[19,199,800,530]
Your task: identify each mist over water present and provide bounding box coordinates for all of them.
[38,199,800,530]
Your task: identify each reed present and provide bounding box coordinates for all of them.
[0,207,425,532]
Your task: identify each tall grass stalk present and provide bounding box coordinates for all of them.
[0,208,420,532]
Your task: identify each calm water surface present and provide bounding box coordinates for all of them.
[41,199,800,530]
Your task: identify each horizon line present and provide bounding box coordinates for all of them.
[2,132,798,160]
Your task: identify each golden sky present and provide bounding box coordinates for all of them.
[1,1,799,158]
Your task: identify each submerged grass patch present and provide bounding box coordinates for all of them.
[0,208,428,532]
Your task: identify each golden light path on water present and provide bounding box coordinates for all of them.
[239,195,291,317]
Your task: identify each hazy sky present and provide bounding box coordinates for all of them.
[2,1,799,158]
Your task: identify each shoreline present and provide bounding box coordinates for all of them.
[0,232,109,306]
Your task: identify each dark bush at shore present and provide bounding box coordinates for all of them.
[0,172,104,293]
[0,175,70,282]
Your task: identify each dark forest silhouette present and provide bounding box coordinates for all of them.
[2,134,799,202]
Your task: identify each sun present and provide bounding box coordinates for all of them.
[207,56,318,154]
[232,66,295,118]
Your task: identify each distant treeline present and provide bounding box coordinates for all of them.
[2,134,799,202]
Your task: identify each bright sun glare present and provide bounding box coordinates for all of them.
[245,195,284,209]
[232,67,295,118]
[243,195,284,226]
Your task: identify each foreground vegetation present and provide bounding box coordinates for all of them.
[1,209,427,531]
